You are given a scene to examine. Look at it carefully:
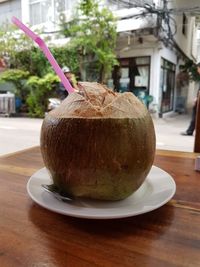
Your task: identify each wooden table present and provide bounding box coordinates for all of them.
[0,147,200,267]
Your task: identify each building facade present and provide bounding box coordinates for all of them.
[108,0,199,116]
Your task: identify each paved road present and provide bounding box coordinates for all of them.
[153,114,194,152]
[0,117,43,156]
[0,114,193,156]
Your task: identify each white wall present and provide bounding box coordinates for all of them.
[0,0,21,25]
[174,15,197,60]
[169,0,198,61]
[21,0,29,24]
[150,47,161,104]
[197,30,200,63]
[159,46,177,65]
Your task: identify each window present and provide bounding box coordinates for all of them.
[111,56,151,106]
[160,58,175,115]
[30,0,52,25]
[29,0,77,26]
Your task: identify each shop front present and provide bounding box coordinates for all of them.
[112,56,151,105]
[110,45,178,115]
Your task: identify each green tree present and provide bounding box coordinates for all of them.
[62,0,118,83]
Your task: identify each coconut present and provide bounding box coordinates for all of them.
[40,82,156,201]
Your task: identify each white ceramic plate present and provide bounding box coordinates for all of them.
[27,166,176,219]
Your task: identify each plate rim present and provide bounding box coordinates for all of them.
[27,166,176,219]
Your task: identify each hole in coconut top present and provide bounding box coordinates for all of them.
[77,82,118,109]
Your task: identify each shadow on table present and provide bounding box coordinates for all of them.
[28,202,174,237]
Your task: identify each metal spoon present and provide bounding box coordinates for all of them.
[41,184,73,202]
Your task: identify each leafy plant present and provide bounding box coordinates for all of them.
[0,69,30,100]
[14,47,52,77]
[0,23,34,67]
[26,73,60,117]
[179,60,200,82]
[0,24,80,116]
[62,0,118,83]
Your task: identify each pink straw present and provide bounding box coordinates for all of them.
[11,16,74,94]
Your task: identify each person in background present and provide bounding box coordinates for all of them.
[57,66,78,100]
[181,63,200,136]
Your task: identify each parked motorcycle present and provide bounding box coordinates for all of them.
[47,98,61,111]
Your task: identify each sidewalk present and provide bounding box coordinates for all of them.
[0,114,194,156]
[153,114,194,152]
[0,117,43,156]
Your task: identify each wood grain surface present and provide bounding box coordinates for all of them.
[0,147,200,267]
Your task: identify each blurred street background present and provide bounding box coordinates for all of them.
[1,0,200,155]
[0,114,194,156]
